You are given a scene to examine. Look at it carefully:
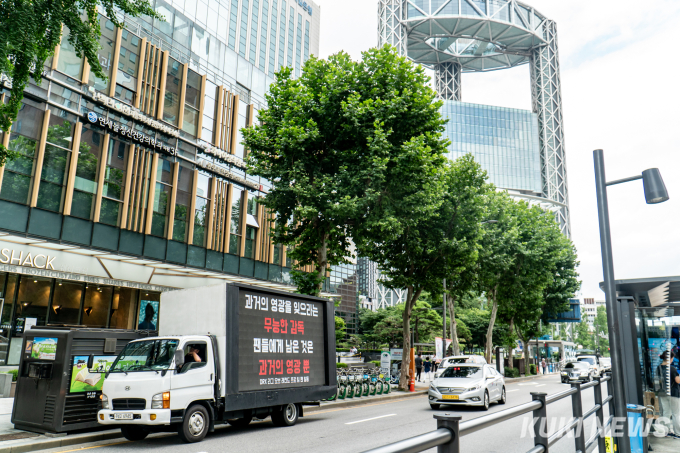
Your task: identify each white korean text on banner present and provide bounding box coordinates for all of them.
[238,289,326,391]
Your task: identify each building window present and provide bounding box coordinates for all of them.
[116,29,142,105]
[229,186,243,255]
[304,20,310,63]
[249,0,260,64]
[269,0,279,76]
[109,287,140,329]
[239,0,250,58]
[49,281,84,326]
[0,100,45,205]
[151,157,173,237]
[234,100,248,159]
[228,0,239,50]
[259,0,269,72]
[202,80,217,142]
[56,27,84,80]
[244,225,256,259]
[295,13,302,77]
[173,161,193,242]
[278,0,287,70]
[89,16,117,92]
[287,7,294,67]
[163,58,183,126]
[272,243,283,265]
[100,137,129,226]
[71,125,104,220]
[182,70,201,136]
[193,172,211,246]
[36,108,78,212]
[81,285,113,328]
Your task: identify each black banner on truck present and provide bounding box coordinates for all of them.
[237,288,326,391]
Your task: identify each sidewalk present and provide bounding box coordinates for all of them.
[0,382,430,453]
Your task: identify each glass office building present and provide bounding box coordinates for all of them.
[0,0,321,365]
[441,100,542,196]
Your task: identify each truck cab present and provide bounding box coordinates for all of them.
[98,336,218,441]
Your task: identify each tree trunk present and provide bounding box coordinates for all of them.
[315,235,328,295]
[399,286,423,391]
[448,294,461,356]
[484,288,499,363]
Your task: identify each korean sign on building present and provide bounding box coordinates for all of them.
[238,289,325,391]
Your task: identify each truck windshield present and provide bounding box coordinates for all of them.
[109,339,179,372]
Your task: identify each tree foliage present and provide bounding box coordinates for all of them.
[244,45,449,296]
[0,0,160,166]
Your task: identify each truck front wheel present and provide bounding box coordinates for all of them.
[271,403,299,427]
[178,404,210,443]
[120,426,150,441]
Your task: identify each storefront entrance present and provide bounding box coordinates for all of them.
[0,272,161,365]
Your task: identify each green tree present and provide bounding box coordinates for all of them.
[593,305,609,355]
[359,156,489,390]
[335,316,346,344]
[0,1,160,166]
[575,310,594,350]
[243,45,449,296]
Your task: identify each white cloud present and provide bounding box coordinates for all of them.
[315,0,680,299]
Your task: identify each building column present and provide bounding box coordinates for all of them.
[530,20,571,237]
[434,62,462,101]
[378,0,407,56]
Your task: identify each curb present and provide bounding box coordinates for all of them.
[306,389,428,413]
[0,430,124,453]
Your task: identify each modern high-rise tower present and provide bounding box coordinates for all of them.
[378,0,570,236]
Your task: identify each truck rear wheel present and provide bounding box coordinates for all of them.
[271,403,299,427]
[178,404,209,443]
[120,426,150,441]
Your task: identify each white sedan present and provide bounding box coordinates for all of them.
[428,364,506,411]
[434,355,487,378]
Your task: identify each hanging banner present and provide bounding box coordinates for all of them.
[434,338,453,360]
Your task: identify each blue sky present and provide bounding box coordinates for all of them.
[313,0,680,299]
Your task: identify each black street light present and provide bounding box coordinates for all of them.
[593,149,669,453]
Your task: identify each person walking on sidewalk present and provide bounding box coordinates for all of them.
[541,358,547,375]
[656,350,680,438]
[424,357,432,381]
[415,354,423,382]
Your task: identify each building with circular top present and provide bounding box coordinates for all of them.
[378,0,570,235]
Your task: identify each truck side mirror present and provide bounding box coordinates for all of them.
[174,350,185,372]
[87,354,95,370]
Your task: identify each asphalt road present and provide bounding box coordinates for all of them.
[45,375,611,453]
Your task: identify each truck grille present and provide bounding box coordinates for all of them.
[112,399,146,410]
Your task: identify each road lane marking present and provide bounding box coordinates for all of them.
[346,414,397,425]
[536,384,546,387]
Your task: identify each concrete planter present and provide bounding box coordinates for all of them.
[10,381,16,397]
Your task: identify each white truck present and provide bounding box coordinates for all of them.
[95,283,336,443]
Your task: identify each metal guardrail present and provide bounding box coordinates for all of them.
[362,375,614,453]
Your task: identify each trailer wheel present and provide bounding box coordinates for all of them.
[178,404,209,443]
[271,403,299,427]
[120,426,150,441]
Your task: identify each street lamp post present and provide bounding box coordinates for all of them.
[593,149,669,453]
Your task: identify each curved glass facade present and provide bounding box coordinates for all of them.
[441,101,542,194]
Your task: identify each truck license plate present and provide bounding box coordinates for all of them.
[114,413,133,420]
[443,395,459,400]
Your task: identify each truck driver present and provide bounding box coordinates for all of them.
[184,345,202,363]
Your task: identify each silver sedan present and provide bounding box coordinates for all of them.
[428,364,506,411]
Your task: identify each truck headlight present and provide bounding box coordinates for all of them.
[152,392,170,409]
[467,384,481,391]
[100,394,109,410]
[561,372,568,376]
